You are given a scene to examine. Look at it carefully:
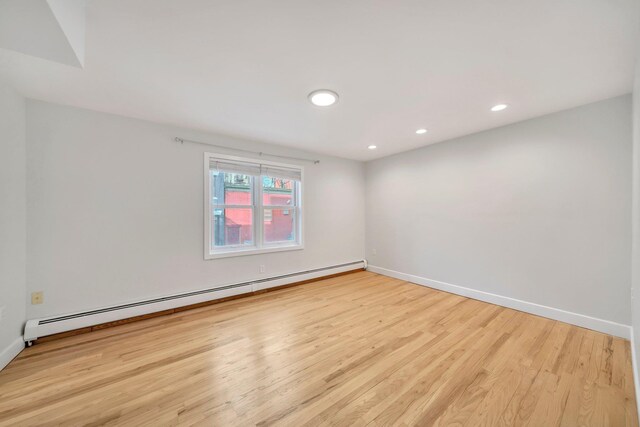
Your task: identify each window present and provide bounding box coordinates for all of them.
[204,153,303,259]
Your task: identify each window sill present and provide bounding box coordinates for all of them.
[205,244,304,260]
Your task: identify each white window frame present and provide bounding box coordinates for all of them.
[204,152,304,259]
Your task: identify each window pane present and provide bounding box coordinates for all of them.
[211,171,252,206]
[262,176,295,206]
[263,208,295,244]
[213,208,254,247]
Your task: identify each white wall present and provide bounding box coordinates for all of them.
[21,95,635,336]
[0,78,26,366]
[26,101,365,319]
[366,95,632,326]
[631,59,640,388]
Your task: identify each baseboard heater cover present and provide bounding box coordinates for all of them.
[24,260,366,342]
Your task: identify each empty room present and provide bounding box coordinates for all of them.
[1,0,640,425]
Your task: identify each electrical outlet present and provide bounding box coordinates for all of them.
[31,291,43,305]
[259,265,266,274]
[372,248,377,255]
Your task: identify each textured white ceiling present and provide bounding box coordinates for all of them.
[1,0,638,160]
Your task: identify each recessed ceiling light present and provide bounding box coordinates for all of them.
[491,104,508,112]
[368,145,377,150]
[416,128,428,134]
[308,89,339,107]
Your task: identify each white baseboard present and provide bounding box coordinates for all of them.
[0,337,24,371]
[631,329,640,421]
[368,265,631,339]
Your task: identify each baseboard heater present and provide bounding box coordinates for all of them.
[24,260,367,343]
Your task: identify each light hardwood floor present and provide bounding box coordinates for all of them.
[0,271,637,426]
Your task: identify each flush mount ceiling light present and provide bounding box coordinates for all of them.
[416,128,428,134]
[308,89,339,107]
[491,104,508,112]
[368,145,377,150]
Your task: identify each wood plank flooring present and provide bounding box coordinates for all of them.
[0,271,637,426]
